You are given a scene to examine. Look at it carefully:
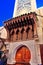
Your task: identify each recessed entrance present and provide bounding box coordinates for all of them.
[40,45,43,65]
[15,45,31,65]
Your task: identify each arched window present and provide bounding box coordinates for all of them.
[16,29,20,40]
[26,27,30,39]
[21,28,25,40]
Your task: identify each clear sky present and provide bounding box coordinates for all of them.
[0,0,43,27]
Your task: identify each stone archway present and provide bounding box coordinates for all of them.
[14,45,31,65]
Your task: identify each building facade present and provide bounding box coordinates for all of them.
[0,0,43,65]
[3,12,42,65]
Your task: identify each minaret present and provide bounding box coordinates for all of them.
[13,0,37,17]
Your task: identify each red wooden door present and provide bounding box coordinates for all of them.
[40,45,43,65]
[15,46,31,65]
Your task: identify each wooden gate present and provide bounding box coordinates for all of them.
[15,46,31,65]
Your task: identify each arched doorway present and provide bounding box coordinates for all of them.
[40,45,43,65]
[15,45,31,65]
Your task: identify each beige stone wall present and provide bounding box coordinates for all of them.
[0,27,7,39]
[35,8,43,44]
[6,40,39,65]
[36,7,43,28]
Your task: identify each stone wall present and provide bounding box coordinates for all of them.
[5,40,42,65]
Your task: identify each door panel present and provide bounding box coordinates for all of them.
[15,46,31,65]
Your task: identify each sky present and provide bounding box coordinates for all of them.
[0,0,43,27]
